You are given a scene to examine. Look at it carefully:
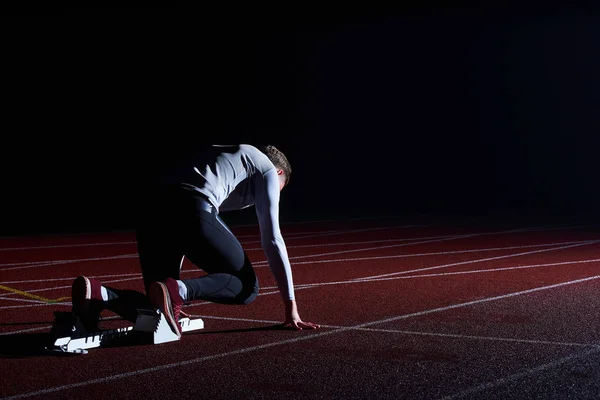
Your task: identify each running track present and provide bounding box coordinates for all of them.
[1,216,600,399]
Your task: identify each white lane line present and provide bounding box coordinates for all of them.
[0,254,136,269]
[1,222,594,271]
[1,325,57,334]
[2,274,599,400]
[253,241,600,294]
[240,227,395,239]
[0,297,49,305]
[438,347,600,400]
[279,214,427,225]
[0,276,144,300]
[0,273,141,285]
[1,226,597,307]
[257,257,600,292]
[285,240,593,269]
[0,233,498,269]
[0,239,588,286]
[234,229,343,239]
[0,232,444,269]
[254,233,478,263]
[0,272,151,302]
[277,248,600,268]
[221,213,421,228]
[339,275,600,325]
[349,240,600,281]
[244,233,476,250]
[0,241,137,252]
[2,234,587,271]
[340,328,599,348]
[0,224,436,270]
[0,315,124,336]
[1,239,592,303]
[352,258,600,284]
[192,315,597,348]
[0,221,595,253]
[238,228,365,239]
[1,234,425,268]
[0,302,70,310]
[2,240,598,307]
[4,253,600,310]
[0,222,429,252]
[252,226,600,265]
[238,224,433,245]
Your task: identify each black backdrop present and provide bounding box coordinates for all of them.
[2,5,599,235]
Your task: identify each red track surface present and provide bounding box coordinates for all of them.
[1,217,600,399]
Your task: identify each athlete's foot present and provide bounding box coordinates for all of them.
[71,276,104,332]
[148,278,183,338]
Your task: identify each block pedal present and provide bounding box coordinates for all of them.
[46,309,203,354]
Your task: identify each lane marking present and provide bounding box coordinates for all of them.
[245,233,485,250]
[0,273,140,285]
[253,228,600,265]
[0,220,595,255]
[0,222,430,252]
[258,257,600,292]
[237,227,386,239]
[0,302,70,310]
[0,254,136,270]
[0,239,590,286]
[0,233,493,269]
[2,241,599,307]
[203,213,425,228]
[0,241,137,252]
[0,278,140,300]
[349,240,600,281]
[192,315,598,348]
[2,274,600,400]
[253,241,600,294]
[234,224,434,245]
[1,223,595,271]
[439,347,600,399]
[0,297,56,305]
[0,225,437,270]
[0,284,69,304]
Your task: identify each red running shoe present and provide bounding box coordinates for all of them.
[71,276,103,331]
[148,278,183,338]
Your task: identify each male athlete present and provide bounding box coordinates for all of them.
[72,144,320,336]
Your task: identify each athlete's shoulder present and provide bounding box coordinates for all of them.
[212,144,259,156]
[238,143,261,154]
[238,144,273,166]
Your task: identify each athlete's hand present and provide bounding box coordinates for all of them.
[283,316,321,330]
[283,300,320,330]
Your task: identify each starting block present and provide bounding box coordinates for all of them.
[46,308,204,354]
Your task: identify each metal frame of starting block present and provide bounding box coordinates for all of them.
[46,308,204,354]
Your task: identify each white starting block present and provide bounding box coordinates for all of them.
[46,308,204,354]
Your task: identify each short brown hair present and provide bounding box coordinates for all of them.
[258,145,292,186]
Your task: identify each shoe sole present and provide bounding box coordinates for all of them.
[72,276,91,309]
[72,276,101,332]
[149,282,181,338]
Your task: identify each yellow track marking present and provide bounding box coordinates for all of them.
[0,284,69,303]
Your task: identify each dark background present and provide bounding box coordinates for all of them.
[1,5,599,236]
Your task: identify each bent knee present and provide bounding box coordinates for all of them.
[242,285,259,305]
[238,279,259,305]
